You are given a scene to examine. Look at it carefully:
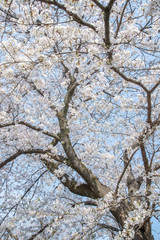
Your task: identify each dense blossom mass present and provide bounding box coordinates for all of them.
[0,0,160,239]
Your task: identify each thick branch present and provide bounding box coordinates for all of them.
[0,123,14,128]
[115,115,160,193]
[37,0,96,31]
[140,143,149,174]
[0,121,60,140]
[115,149,137,194]
[114,0,129,39]
[131,114,160,149]
[91,0,105,11]
[104,7,111,46]
[58,127,111,197]
[115,115,160,196]
[57,82,111,197]
[63,82,78,118]
[111,67,149,92]
[104,0,116,50]
[60,174,97,198]
[153,162,160,171]
[42,158,97,198]
[140,143,152,192]
[150,79,160,93]
[147,92,152,124]
[107,0,116,9]
[0,149,47,169]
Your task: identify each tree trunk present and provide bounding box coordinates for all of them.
[134,221,154,240]
[111,201,154,240]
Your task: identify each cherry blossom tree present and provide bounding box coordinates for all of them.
[0,0,160,239]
